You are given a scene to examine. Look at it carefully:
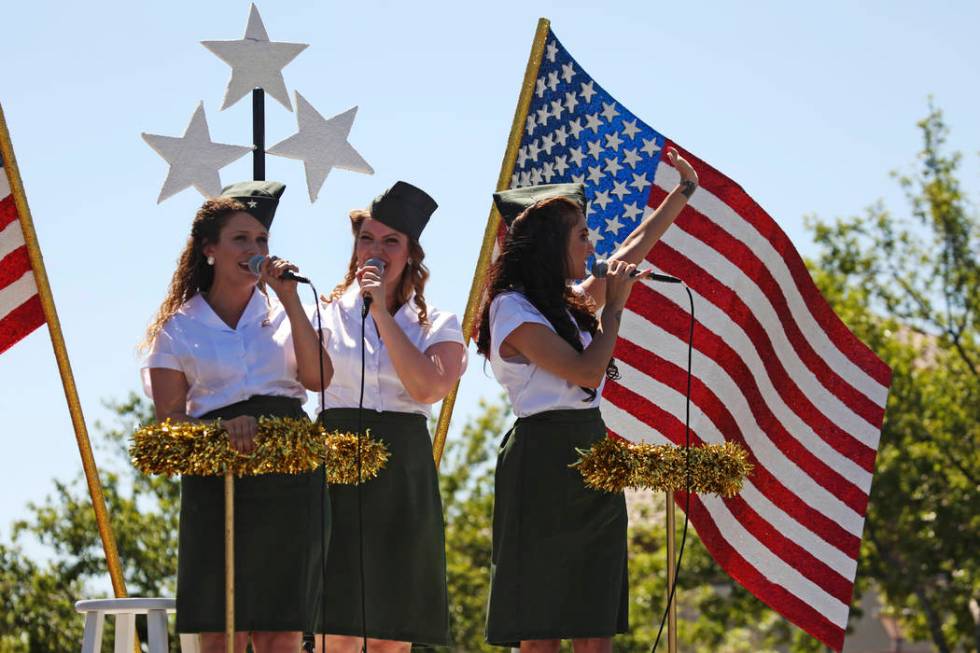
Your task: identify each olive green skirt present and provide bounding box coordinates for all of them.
[176,395,329,634]
[316,408,450,646]
[486,408,628,646]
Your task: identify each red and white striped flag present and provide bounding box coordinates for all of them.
[504,29,892,651]
[0,134,45,354]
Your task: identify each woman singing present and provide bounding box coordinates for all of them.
[314,181,466,652]
[478,149,698,652]
[141,182,329,653]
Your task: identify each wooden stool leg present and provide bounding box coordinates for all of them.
[147,608,169,652]
[113,613,136,653]
[80,611,104,653]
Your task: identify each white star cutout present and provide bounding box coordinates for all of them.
[568,118,585,139]
[266,92,373,202]
[630,171,650,192]
[201,4,308,111]
[593,190,612,211]
[610,180,630,200]
[526,114,537,135]
[622,148,642,168]
[561,62,576,84]
[623,201,644,221]
[553,155,569,176]
[600,102,620,123]
[546,41,558,62]
[621,119,641,139]
[585,112,603,133]
[641,137,662,156]
[604,131,624,150]
[550,100,565,122]
[564,91,579,114]
[142,102,252,203]
[535,77,547,98]
[587,165,604,185]
[587,140,604,160]
[553,126,569,146]
[540,134,555,155]
[568,146,586,167]
[580,81,597,103]
[605,215,624,235]
[604,157,623,176]
[547,71,560,92]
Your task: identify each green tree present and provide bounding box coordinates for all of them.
[806,103,979,653]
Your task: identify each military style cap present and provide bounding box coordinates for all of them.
[218,180,286,229]
[492,182,586,227]
[369,181,437,241]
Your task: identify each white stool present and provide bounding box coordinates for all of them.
[74,598,200,653]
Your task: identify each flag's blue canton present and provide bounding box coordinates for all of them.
[512,30,666,263]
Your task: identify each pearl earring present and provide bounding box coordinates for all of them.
[206,255,215,266]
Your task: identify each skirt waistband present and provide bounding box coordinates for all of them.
[201,395,305,421]
[317,407,428,426]
[516,407,603,425]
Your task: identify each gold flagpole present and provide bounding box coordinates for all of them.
[0,102,130,599]
[432,17,551,468]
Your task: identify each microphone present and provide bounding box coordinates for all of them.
[361,257,386,317]
[247,255,310,284]
[591,260,681,284]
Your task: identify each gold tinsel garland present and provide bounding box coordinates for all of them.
[130,417,390,484]
[573,437,753,495]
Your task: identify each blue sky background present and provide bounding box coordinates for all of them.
[1,0,978,559]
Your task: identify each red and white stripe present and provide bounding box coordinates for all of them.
[602,141,891,651]
[0,162,45,355]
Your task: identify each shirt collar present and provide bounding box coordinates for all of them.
[182,288,270,331]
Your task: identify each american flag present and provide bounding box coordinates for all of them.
[508,29,891,651]
[0,148,45,355]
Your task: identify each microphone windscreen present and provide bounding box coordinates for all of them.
[590,260,609,278]
[247,254,266,276]
[365,257,386,273]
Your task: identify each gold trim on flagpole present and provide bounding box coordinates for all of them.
[666,491,678,653]
[0,102,129,599]
[432,17,552,468]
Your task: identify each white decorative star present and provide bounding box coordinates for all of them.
[623,201,644,221]
[564,91,579,114]
[568,118,585,139]
[561,62,576,84]
[550,99,565,122]
[546,41,558,63]
[201,4,308,111]
[247,200,258,208]
[535,77,547,98]
[610,179,630,200]
[547,71,560,92]
[621,118,641,139]
[601,102,620,122]
[604,131,624,150]
[267,92,373,202]
[553,155,569,176]
[604,157,623,176]
[593,190,612,210]
[622,148,642,168]
[526,114,537,135]
[585,112,603,133]
[142,102,252,203]
[580,80,597,103]
[553,126,569,146]
[587,140,604,160]
[641,137,662,156]
[605,215,624,235]
[587,165,604,185]
[630,171,650,191]
[568,146,586,167]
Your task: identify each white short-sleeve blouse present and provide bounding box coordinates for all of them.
[488,290,603,417]
[141,289,308,418]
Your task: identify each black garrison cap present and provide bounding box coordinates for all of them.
[218,181,286,230]
[369,181,438,241]
[492,182,587,227]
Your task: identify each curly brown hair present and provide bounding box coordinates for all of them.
[139,197,248,352]
[323,209,430,325]
[475,196,618,400]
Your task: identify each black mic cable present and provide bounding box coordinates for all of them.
[650,284,695,653]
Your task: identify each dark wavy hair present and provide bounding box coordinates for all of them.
[475,196,618,400]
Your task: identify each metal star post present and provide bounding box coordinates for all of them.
[143,2,372,202]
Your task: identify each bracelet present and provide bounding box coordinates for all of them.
[679,180,697,198]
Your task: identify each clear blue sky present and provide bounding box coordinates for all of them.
[2,0,978,557]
